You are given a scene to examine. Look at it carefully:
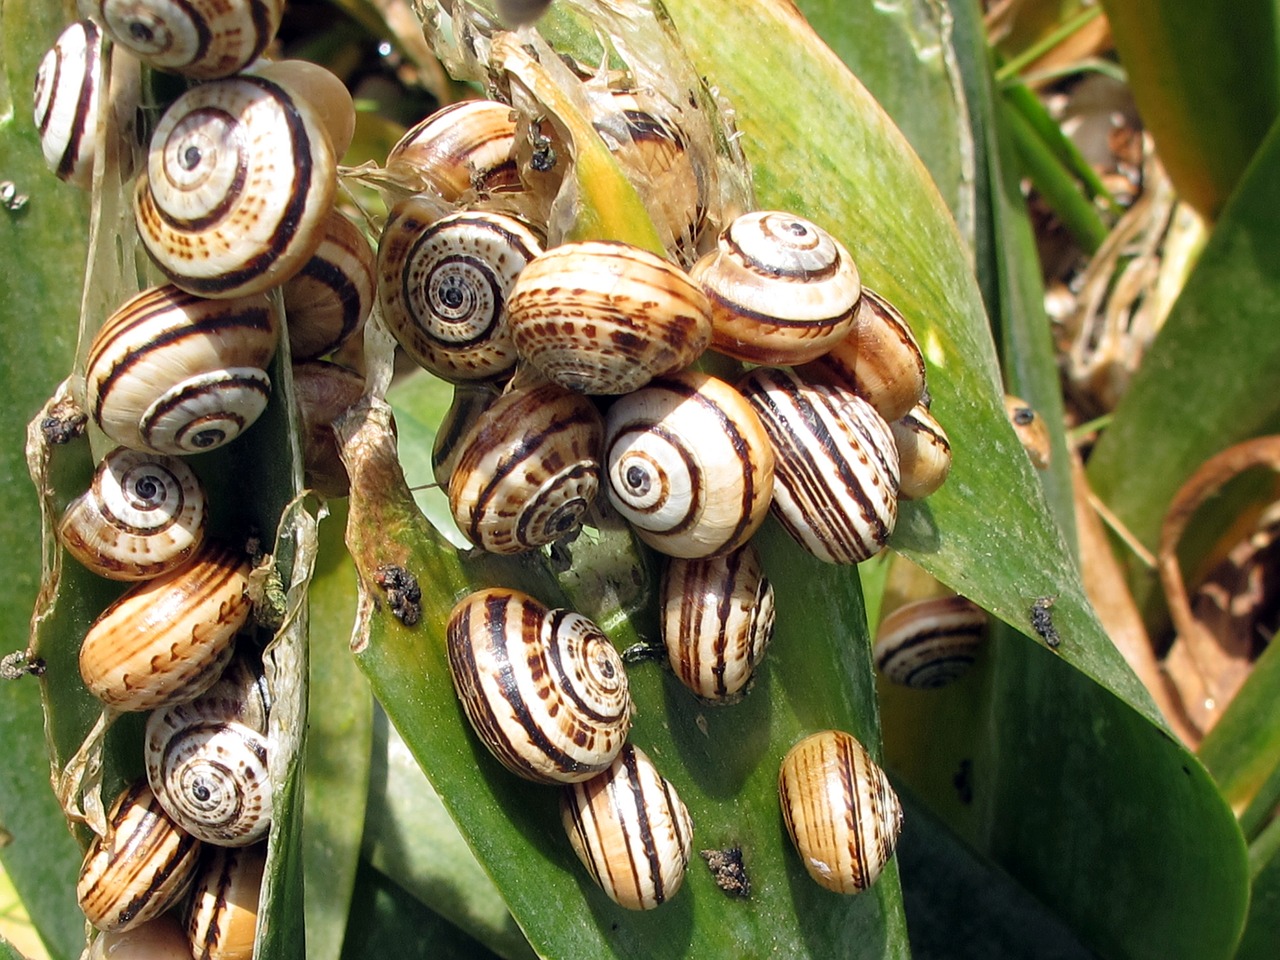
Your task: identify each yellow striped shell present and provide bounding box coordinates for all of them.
[446,588,632,784]
[32,20,104,188]
[874,595,988,689]
[890,403,952,500]
[283,209,376,361]
[561,744,693,910]
[386,100,521,200]
[778,731,902,894]
[185,843,265,960]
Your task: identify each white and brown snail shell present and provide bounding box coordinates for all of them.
[604,370,775,558]
[283,209,376,361]
[690,211,861,365]
[561,743,693,910]
[85,284,280,456]
[778,730,902,894]
[185,843,265,960]
[890,402,952,500]
[874,595,988,689]
[32,20,103,188]
[59,446,207,581]
[386,99,521,201]
[378,202,543,382]
[739,367,898,565]
[134,72,337,298]
[446,588,632,784]
[77,781,202,932]
[661,542,775,703]
[448,383,604,554]
[79,540,252,711]
[507,240,713,395]
[431,384,499,490]
[292,360,366,498]
[1004,394,1051,469]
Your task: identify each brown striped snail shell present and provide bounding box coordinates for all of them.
[185,843,266,960]
[890,402,952,500]
[449,383,604,554]
[32,20,103,188]
[1004,395,1051,469]
[58,446,207,581]
[245,59,356,159]
[446,588,632,784]
[292,360,367,497]
[432,384,499,489]
[661,542,775,703]
[690,211,861,365]
[77,781,202,932]
[283,209,375,361]
[796,287,927,423]
[561,743,693,910]
[507,240,713,395]
[85,284,279,455]
[874,595,988,689]
[134,72,337,299]
[88,0,284,79]
[378,202,543,382]
[386,100,521,201]
[79,540,252,711]
[88,914,190,959]
[778,730,902,894]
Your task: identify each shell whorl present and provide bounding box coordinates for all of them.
[890,402,952,500]
[283,208,376,361]
[33,20,103,188]
[386,99,521,200]
[185,843,266,960]
[874,595,987,689]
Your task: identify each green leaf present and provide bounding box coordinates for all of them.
[0,936,33,960]
[1237,846,1280,960]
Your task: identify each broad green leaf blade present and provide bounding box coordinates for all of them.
[1237,847,1280,960]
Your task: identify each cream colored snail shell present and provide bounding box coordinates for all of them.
[661,542,775,703]
[604,369,775,558]
[386,99,521,200]
[446,588,632,784]
[690,210,861,365]
[507,240,713,395]
[890,402,952,500]
[59,446,207,581]
[134,72,337,299]
[79,540,253,711]
[89,914,190,959]
[432,384,498,490]
[293,360,366,497]
[245,59,356,159]
[449,383,604,554]
[1004,394,1051,469]
[561,743,693,910]
[78,781,202,933]
[186,843,265,960]
[85,285,279,456]
[739,367,899,565]
[874,595,988,689]
[32,20,103,188]
[778,730,902,894]
[283,209,375,361]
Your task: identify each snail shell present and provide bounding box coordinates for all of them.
[79,540,252,711]
[245,59,356,159]
[890,402,952,500]
[561,743,693,910]
[446,588,632,783]
[796,287,927,423]
[604,370,775,558]
[185,843,266,960]
[292,360,366,497]
[386,100,522,201]
[739,367,899,565]
[690,211,861,364]
[88,0,284,79]
[283,209,375,361]
[661,542,775,703]
[85,284,279,455]
[32,20,103,188]
[507,240,713,395]
[432,384,499,490]
[378,202,543,382]
[1004,395,1051,469]
[88,914,190,959]
[78,781,202,932]
[59,446,207,581]
[134,72,337,298]
[449,383,604,554]
[778,730,902,894]
[874,595,988,689]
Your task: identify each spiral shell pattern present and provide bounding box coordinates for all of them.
[59,447,207,581]
[283,209,376,361]
[890,402,952,500]
[134,73,336,298]
[446,588,632,783]
[778,730,902,894]
[449,383,604,554]
[604,370,774,558]
[740,367,898,565]
[186,843,265,960]
[874,595,987,689]
[379,202,542,382]
[386,99,521,200]
[690,210,861,364]
[561,744,693,910]
[33,20,103,188]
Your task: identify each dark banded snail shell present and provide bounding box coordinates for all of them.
[874,594,988,689]
[890,402,952,500]
[185,843,265,960]
[32,20,104,188]
[283,209,376,361]
[386,99,521,201]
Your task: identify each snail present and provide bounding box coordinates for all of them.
[690,210,861,364]
[873,595,988,689]
[603,369,775,558]
[77,780,202,932]
[79,540,253,711]
[778,730,902,894]
[88,914,189,959]
[561,743,693,911]
[292,360,367,497]
[890,402,952,500]
[507,240,713,395]
[378,202,543,382]
[32,20,103,188]
[661,542,775,703]
[739,366,899,565]
[386,99,522,201]
[86,0,284,79]
[244,59,356,159]
[134,71,337,299]
[1004,395,1051,469]
[446,588,632,783]
[185,842,266,960]
[448,382,604,554]
[282,209,376,361]
[431,384,499,489]
[796,287,927,423]
[59,447,207,581]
